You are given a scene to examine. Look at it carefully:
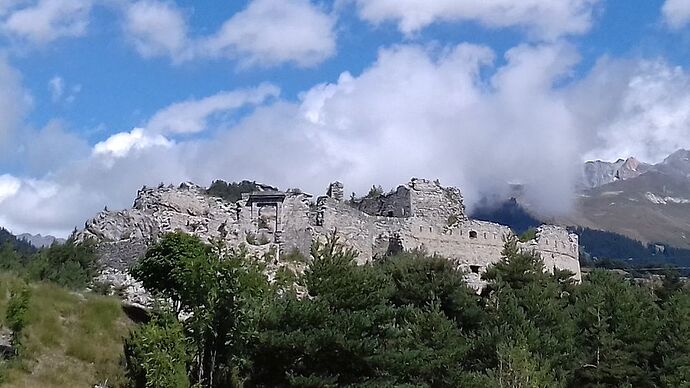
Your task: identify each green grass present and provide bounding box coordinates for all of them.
[0,273,133,387]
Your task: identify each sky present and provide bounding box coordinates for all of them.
[2,0,690,236]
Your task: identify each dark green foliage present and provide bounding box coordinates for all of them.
[130,231,213,313]
[124,310,190,388]
[0,228,35,255]
[26,236,99,289]
[129,232,270,387]
[654,289,690,386]
[572,226,690,269]
[206,180,259,202]
[6,284,31,350]
[518,228,537,242]
[376,250,484,330]
[570,270,661,387]
[0,233,98,290]
[122,231,690,388]
[365,185,384,198]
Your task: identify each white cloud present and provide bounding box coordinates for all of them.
[347,0,601,39]
[48,75,80,104]
[574,58,690,163]
[49,76,63,101]
[9,42,690,238]
[121,0,337,67]
[0,174,21,203]
[2,0,92,44]
[145,83,280,134]
[123,0,191,61]
[93,127,173,159]
[203,0,336,67]
[662,0,690,29]
[0,56,31,147]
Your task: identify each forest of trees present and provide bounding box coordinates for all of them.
[0,234,98,290]
[122,231,690,388]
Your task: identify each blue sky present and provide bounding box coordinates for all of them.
[2,0,690,236]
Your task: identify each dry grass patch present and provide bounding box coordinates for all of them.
[0,273,133,387]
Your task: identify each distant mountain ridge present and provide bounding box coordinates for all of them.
[0,228,36,254]
[17,233,65,248]
[581,157,651,190]
[568,149,690,249]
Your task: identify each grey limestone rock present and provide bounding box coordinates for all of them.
[78,177,581,295]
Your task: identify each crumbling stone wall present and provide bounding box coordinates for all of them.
[78,177,581,293]
[309,180,580,288]
[521,225,581,281]
[353,185,412,218]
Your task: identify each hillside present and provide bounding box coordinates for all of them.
[567,169,690,249]
[0,273,133,387]
[472,198,690,268]
[0,229,35,255]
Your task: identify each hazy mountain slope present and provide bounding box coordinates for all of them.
[17,233,66,248]
[566,170,690,249]
[581,157,651,190]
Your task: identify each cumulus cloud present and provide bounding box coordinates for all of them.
[93,127,173,159]
[347,0,601,39]
[7,41,690,237]
[0,174,21,203]
[123,0,191,60]
[1,0,91,44]
[573,58,690,163]
[202,0,336,67]
[662,0,690,29]
[122,0,337,67]
[146,83,280,134]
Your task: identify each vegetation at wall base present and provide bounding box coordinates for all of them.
[123,231,690,388]
[0,226,687,387]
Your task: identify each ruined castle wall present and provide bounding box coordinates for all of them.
[520,225,581,281]
[403,220,511,270]
[356,186,412,217]
[81,179,582,292]
[279,193,313,258]
[316,197,407,263]
[407,179,466,224]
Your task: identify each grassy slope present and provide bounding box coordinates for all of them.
[0,273,133,388]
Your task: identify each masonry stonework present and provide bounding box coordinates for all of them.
[78,178,581,293]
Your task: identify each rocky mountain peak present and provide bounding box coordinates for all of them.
[581,156,651,190]
[658,149,690,178]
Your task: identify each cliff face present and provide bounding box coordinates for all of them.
[581,157,650,190]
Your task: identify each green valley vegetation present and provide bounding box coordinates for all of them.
[123,232,689,388]
[0,233,99,290]
[0,228,688,387]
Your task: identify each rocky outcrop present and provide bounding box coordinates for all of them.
[78,178,581,298]
[581,157,650,190]
[656,149,690,179]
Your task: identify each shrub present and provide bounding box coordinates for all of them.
[6,284,31,351]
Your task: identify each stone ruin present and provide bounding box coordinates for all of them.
[78,178,581,295]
